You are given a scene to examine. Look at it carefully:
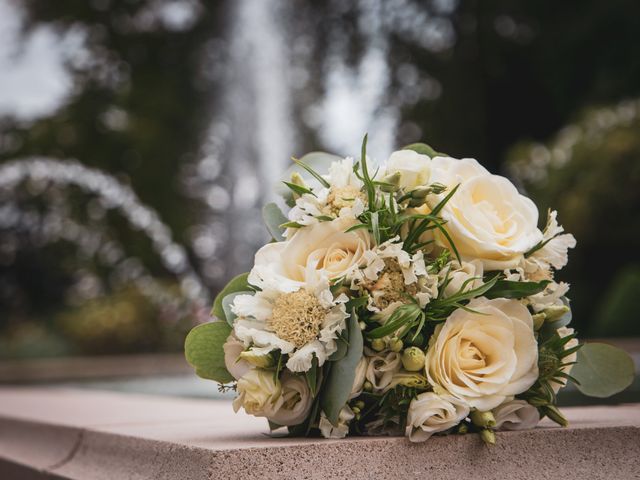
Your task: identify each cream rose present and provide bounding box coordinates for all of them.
[350,357,368,399]
[266,372,313,426]
[248,218,372,290]
[384,150,431,190]
[428,157,542,270]
[493,399,540,431]
[232,369,281,417]
[425,297,539,410]
[407,392,470,442]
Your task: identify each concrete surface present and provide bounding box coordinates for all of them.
[0,387,639,479]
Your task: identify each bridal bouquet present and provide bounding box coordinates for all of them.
[185,137,633,443]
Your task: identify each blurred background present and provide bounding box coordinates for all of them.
[0,0,638,401]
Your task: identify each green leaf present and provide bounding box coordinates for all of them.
[305,356,320,396]
[221,291,252,327]
[275,151,342,200]
[402,142,444,157]
[262,202,288,242]
[292,158,330,188]
[571,343,635,398]
[184,321,233,383]
[484,280,550,299]
[329,327,349,361]
[211,272,250,321]
[320,313,363,425]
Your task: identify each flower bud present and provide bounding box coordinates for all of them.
[389,337,404,353]
[380,172,401,192]
[470,410,496,428]
[532,312,546,330]
[359,321,367,331]
[238,350,275,368]
[544,405,568,427]
[354,400,365,410]
[456,422,469,434]
[401,346,426,371]
[479,428,496,445]
[543,305,570,322]
[363,381,373,392]
[371,338,386,352]
[387,372,429,389]
[290,171,306,188]
[410,186,432,199]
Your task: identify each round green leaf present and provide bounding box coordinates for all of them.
[262,202,287,242]
[211,272,250,321]
[572,343,635,398]
[184,321,233,383]
[402,142,444,157]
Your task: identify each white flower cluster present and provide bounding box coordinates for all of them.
[210,142,579,442]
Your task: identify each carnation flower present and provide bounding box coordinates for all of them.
[353,237,438,312]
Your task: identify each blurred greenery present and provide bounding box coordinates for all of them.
[1,0,639,358]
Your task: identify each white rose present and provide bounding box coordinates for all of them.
[319,406,355,439]
[266,372,313,426]
[407,392,470,442]
[552,326,579,393]
[223,334,253,380]
[425,297,539,410]
[248,218,372,290]
[384,150,431,190]
[232,369,281,417]
[493,399,540,431]
[440,259,484,297]
[365,351,402,392]
[428,157,543,270]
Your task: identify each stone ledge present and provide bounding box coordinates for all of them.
[0,387,639,480]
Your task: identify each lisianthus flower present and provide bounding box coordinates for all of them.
[492,399,540,431]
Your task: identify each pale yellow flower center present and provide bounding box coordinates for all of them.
[269,290,327,348]
[324,185,365,216]
[365,258,418,310]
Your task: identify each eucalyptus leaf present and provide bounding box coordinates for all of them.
[221,291,252,327]
[184,321,233,383]
[211,272,250,321]
[402,142,444,157]
[571,343,635,398]
[329,328,349,361]
[320,313,363,425]
[484,279,550,299]
[262,202,288,242]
